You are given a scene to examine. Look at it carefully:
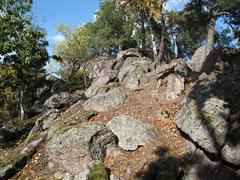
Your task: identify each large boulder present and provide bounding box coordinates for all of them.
[176,48,240,165]
[108,115,156,151]
[123,72,139,91]
[221,123,240,166]
[47,124,102,174]
[44,92,70,109]
[85,70,118,98]
[44,91,84,110]
[188,46,221,73]
[84,58,121,81]
[83,87,126,112]
[166,74,185,100]
[146,59,191,82]
[118,57,152,82]
[176,97,229,154]
[47,123,116,175]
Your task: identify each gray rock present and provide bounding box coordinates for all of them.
[166,74,185,100]
[156,110,169,119]
[83,87,126,112]
[146,59,190,82]
[51,79,69,93]
[85,70,118,98]
[117,48,143,59]
[21,137,45,156]
[188,46,221,73]
[123,72,139,91]
[118,57,151,82]
[44,92,70,109]
[221,123,240,166]
[0,164,14,179]
[54,171,73,180]
[47,123,116,175]
[84,58,120,81]
[47,123,103,174]
[176,97,229,154]
[108,115,156,151]
[31,100,44,114]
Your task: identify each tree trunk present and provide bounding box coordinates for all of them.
[176,37,183,59]
[151,32,158,57]
[19,87,25,120]
[140,20,146,51]
[206,15,216,54]
[158,29,165,63]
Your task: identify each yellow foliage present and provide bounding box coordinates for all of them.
[115,0,166,20]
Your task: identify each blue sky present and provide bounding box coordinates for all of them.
[32,0,100,73]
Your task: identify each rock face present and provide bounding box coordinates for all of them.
[44,91,83,110]
[84,58,121,81]
[146,59,191,83]
[83,87,126,112]
[85,70,118,98]
[188,46,221,73]
[118,57,151,82]
[166,74,185,100]
[47,124,103,174]
[176,97,229,154]
[44,92,70,109]
[117,48,143,59]
[221,123,240,166]
[47,123,116,175]
[123,72,139,91]
[176,48,240,165]
[108,115,156,151]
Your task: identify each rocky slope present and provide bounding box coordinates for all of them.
[0,48,240,180]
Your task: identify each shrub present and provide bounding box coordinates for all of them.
[67,69,88,90]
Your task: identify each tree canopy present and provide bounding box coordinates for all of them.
[0,0,49,120]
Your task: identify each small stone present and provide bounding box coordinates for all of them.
[156,110,169,119]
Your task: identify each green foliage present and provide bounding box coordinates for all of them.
[0,0,49,119]
[67,69,88,90]
[92,0,136,53]
[55,24,93,81]
[89,163,109,180]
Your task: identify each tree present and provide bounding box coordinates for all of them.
[0,0,49,120]
[115,0,167,62]
[93,0,136,55]
[166,10,208,59]
[54,24,92,85]
[185,0,240,54]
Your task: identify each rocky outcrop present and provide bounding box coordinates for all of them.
[188,46,222,73]
[47,123,116,175]
[83,87,126,112]
[44,92,70,109]
[118,57,152,91]
[44,91,84,110]
[84,58,121,82]
[166,74,185,100]
[0,135,46,179]
[123,72,139,91]
[108,115,156,151]
[85,70,118,98]
[176,97,229,154]
[147,59,191,82]
[176,48,240,166]
[47,123,102,174]
[117,48,144,59]
[221,123,240,166]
